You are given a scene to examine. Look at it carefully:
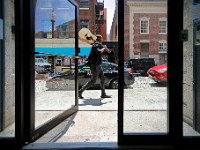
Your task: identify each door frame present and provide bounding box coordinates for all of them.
[117,0,183,146]
[1,0,200,149]
[21,0,79,143]
[193,19,200,133]
[0,0,4,132]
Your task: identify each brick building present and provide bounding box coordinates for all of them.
[110,0,167,65]
[75,0,107,40]
[109,0,118,41]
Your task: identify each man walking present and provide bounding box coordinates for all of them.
[78,34,112,99]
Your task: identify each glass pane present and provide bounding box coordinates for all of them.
[123,0,168,133]
[183,0,200,137]
[33,0,118,143]
[0,0,15,137]
[35,0,76,129]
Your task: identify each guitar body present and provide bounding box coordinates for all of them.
[78,28,97,44]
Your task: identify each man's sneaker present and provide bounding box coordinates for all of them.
[78,91,83,99]
[101,94,112,98]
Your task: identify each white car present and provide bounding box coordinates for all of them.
[35,58,52,74]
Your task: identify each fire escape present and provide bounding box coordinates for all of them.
[95,0,105,34]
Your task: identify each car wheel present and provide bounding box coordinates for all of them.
[110,79,118,89]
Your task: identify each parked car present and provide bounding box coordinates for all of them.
[125,58,156,76]
[147,65,167,83]
[51,61,135,89]
[35,65,47,74]
[35,58,52,74]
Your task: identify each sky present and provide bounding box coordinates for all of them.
[104,0,115,34]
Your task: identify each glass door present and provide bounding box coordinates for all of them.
[29,0,79,142]
[118,0,183,145]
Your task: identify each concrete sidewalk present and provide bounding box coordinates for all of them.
[33,87,200,144]
[35,87,167,111]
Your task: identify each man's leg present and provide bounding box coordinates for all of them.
[99,66,112,98]
[78,66,99,98]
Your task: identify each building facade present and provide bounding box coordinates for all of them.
[73,0,107,39]
[110,0,167,65]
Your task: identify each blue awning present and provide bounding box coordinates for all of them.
[35,47,91,56]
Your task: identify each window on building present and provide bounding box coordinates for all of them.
[80,20,89,28]
[159,41,167,50]
[140,19,149,34]
[80,0,89,8]
[159,20,167,34]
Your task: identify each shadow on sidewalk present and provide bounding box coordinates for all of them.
[78,98,108,106]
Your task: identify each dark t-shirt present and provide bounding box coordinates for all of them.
[87,41,103,66]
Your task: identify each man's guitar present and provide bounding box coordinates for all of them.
[78,28,111,53]
[78,28,97,45]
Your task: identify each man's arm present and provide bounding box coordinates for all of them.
[98,45,111,53]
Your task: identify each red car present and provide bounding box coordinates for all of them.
[147,65,167,83]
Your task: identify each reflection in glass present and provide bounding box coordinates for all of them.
[35,0,76,128]
[123,0,168,133]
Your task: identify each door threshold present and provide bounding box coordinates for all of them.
[22,142,119,149]
[22,142,175,149]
